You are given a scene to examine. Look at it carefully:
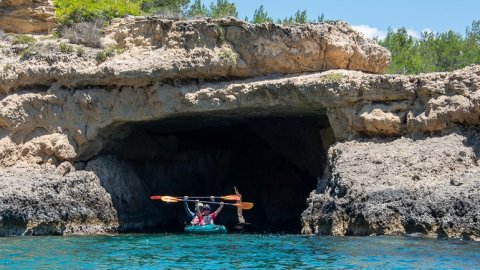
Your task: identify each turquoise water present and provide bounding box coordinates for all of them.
[0,234,479,269]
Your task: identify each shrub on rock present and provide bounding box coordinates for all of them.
[60,20,104,48]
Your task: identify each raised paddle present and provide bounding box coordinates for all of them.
[176,195,241,201]
[151,195,240,201]
[150,196,254,210]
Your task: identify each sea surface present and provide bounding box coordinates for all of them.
[0,234,479,269]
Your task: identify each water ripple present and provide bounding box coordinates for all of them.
[0,234,479,269]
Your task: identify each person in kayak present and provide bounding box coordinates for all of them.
[184,196,201,225]
[196,200,224,225]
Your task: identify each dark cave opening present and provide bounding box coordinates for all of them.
[97,113,335,233]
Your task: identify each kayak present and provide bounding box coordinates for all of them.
[184,224,227,234]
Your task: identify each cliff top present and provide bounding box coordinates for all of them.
[0,17,390,93]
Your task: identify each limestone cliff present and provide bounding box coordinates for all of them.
[1,66,479,167]
[0,17,389,93]
[0,0,55,34]
[0,17,478,239]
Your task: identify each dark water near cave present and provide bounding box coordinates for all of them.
[0,234,479,269]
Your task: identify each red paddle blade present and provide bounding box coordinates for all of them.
[234,202,254,210]
[221,195,241,201]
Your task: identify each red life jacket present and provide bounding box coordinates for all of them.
[198,213,216,225]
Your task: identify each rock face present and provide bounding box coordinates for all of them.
[0,166,118,236]
[105,17,390,74]
[85,155,168,232]
[301,132,480,240]
[0,17,390,93]
[0,0,55,34]
[0,17,478,239]
[1,67,480,166]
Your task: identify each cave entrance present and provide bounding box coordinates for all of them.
[97,112,335,233]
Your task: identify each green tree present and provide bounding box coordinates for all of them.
[318,13,325,23]
[465,20,480,65]
[251,5,272,24]
[278,10,308,25]
[187,0,210,17]
[141,0,190,14]
[379,21,480,74]
[209,0,238,19]
[416,31,437,72]
[378,28,423,74]
[293,10,308,24]
[430,30,471,71]
[466,20,480,42]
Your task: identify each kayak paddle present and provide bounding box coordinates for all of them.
[151,195,240,201]
[176,195,241,201]
[150,196,254,210]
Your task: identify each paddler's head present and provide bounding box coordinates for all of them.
[202,204,211,214]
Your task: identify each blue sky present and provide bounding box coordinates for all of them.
[202,0,480,38]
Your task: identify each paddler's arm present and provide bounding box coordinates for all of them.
[183,196,194,217]
[213,201,224,216]
[195,200,201,217]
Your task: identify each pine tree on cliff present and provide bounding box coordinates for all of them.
[463,20,480,68]
[277,10,308,25]
[187,0,210,18]
[378,28,422,74]
[141,0,190,14]
[251,5,273,24]
[379,21,480,74]
[209,0,238,18]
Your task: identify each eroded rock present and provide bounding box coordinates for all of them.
[0,0,55,34]
[1,67,480,165]
[0,167,118,236]
[0,18,390,93]
[301,132,480,240]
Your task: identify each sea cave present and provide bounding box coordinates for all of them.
[93,112,335,233]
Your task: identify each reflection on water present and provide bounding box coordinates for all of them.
[0,234,479,269]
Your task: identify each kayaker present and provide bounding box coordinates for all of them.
[184,196,201,225]
[196,200,224,225]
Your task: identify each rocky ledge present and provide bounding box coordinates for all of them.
[0,17,478,239]
[0,17,389,93]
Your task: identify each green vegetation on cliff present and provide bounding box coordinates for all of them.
[379,20,480,74]
[53,0,324,24]
[53,0,240,24]
[187,0,210,18]
[141,0,190,14]
[251,5,273,24]
[186,0,238,18]
[209,0,238,18]
[53,0,143,25]
[277,10,308,25]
